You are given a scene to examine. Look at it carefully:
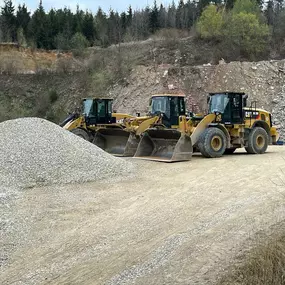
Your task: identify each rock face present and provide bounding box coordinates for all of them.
[109,60,285,140]
[0,59,285,139]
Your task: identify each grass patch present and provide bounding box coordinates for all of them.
[0,89,65,124]
[217,228,285,285]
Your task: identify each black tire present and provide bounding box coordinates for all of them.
[224,148,236,154]
[245,127,268,154]
[198,127,227,158]
[193,146,199,153]
[71,128,90,141]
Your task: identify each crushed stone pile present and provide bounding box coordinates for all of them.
[0,117,134,189]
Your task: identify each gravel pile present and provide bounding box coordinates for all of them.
[0,117,133,189]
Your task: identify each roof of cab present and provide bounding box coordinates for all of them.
[151,93,186,97]
[209,92,246,96]
[82,98,113,100]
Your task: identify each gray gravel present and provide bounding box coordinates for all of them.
[2,147,285,285]
[0,117,134,270]
[0,117,133,190]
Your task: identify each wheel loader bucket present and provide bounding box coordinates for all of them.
[134,129,193,162]
[93,128,139,156]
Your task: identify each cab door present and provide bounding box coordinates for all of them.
[222,94,243,124]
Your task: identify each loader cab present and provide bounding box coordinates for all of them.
[208,92,246,124]
[150,94,186,127]
[83,98,116,125]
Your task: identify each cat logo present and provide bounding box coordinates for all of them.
[245,111,259,117]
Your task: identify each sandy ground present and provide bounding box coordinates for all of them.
[2,146,285,285]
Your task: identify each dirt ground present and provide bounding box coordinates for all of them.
[2,146,285,285]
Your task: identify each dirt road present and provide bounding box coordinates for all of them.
[2,146,285,285]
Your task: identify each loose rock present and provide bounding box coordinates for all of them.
[0,117,134,189]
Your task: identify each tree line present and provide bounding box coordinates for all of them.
[0,0,285,58]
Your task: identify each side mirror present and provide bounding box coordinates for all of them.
[136,112,141,117]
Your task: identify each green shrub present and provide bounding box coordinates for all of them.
[196,5,224,40]
[232,0,260,16]
[55,33,71,51]
[225,12,270,58]
[48,90,58,103]
[71,32,89,50]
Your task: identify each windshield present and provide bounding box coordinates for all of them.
[150,96,170,117]
[209,94,229,114]
[83,99,93,116]
[83,99,93,117]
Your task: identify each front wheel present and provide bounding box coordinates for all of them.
[198,127,227,158]
[245,127,268,154]
[70,128,90,141]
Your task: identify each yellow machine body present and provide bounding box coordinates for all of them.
[133,93,279,162]
[61,98,160,156]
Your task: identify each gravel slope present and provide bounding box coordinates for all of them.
[1,146,285,284]
[0,117,133,189]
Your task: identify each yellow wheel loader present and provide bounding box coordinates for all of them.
[133,92,279,162]
[60,98,159,156]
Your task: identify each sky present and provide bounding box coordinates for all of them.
[0,0,177,14]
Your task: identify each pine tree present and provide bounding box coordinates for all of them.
[1,0,16,42]
[225,0,236,9]
[108,9,119,43]
[176,0,184,29]
[143,6,151,37]
[75,5,84,33]
[158,4,167,29]
[149,0,159,33]
[95,7,108,46]
[82,11,94,45]
[47,9,58,49]
[185,0,198,28]
[272,7,285,46]
[16,4,30,36]
[265,0,274,26]
[127,5,133,27]
[120,11,127,35]
[29,0,49,49]
[167,1,177,28]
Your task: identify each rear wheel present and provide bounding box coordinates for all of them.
[70,128,90,141]
[224,148,236,154]
[198,128,227,158]
[245,127,268,154]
